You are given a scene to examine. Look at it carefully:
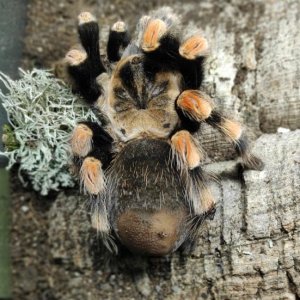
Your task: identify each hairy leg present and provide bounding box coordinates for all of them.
[77,12,105,75]
[70,121,114,236]
[70,121,113,195]
[107,21,131,62]
[141,17,207,89]
[176,90,264,170]
[65,12,106,104]
[206,111,264,170]
[170,130,215,215]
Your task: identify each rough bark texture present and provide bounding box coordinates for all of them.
[11,0,300,299]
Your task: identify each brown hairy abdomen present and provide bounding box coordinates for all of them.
[110,139,189,255]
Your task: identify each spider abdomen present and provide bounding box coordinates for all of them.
[117,209,187,256]
[109,139,190,255]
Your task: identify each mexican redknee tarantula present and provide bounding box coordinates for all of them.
[64,7,263,256]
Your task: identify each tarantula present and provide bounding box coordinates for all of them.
[64,7,263,256]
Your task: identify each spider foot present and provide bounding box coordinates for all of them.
[141,19,167,52]
[80,157,105,195]
[78,11,97,25]
[206,112,264,171]
[179,35,208,60]
[198,186,215,214]
[171,130,203,170]
[243,155,264,171]
[65,49,87,66]
[77,12,102,71]
[237,144,265,171]
[91,210,110,233]
[71,123,93,157]
[107,21,130,62]
[188,167,216,215]
[177,90,213,122]
[112,21,126,33]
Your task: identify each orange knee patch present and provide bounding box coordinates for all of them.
[142,19,167,52]
[171,130,202,169]
[71,124,93,157]
[179,36,208,60]
[80,157,104,195]
[221,119,242,141]
[177,90,213,121]
[65,49,87,66]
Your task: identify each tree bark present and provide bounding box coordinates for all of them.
[12,0,300,299]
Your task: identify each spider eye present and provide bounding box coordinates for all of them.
[151,81,168,97]
[113,87,135,112]
[114,87,129,100]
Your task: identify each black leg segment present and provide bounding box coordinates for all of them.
[107,21,131,62]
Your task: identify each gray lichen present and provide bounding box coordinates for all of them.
[0,69,98,195]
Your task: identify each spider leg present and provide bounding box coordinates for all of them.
[77,12,105,75]
[107,21,130,62]
[90,194,110,234]
[141,17,207,89]
[79,156,111,235]
[65,12,106,104]
[70,121,114,235]
[71,121,113,195]
[170,130,215,215]
[206,111,264,170]
[180,207,216,256]
[178,35,208,90]
[176,90,264,170]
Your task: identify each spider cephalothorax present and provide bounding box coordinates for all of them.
[64,7,263,256]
